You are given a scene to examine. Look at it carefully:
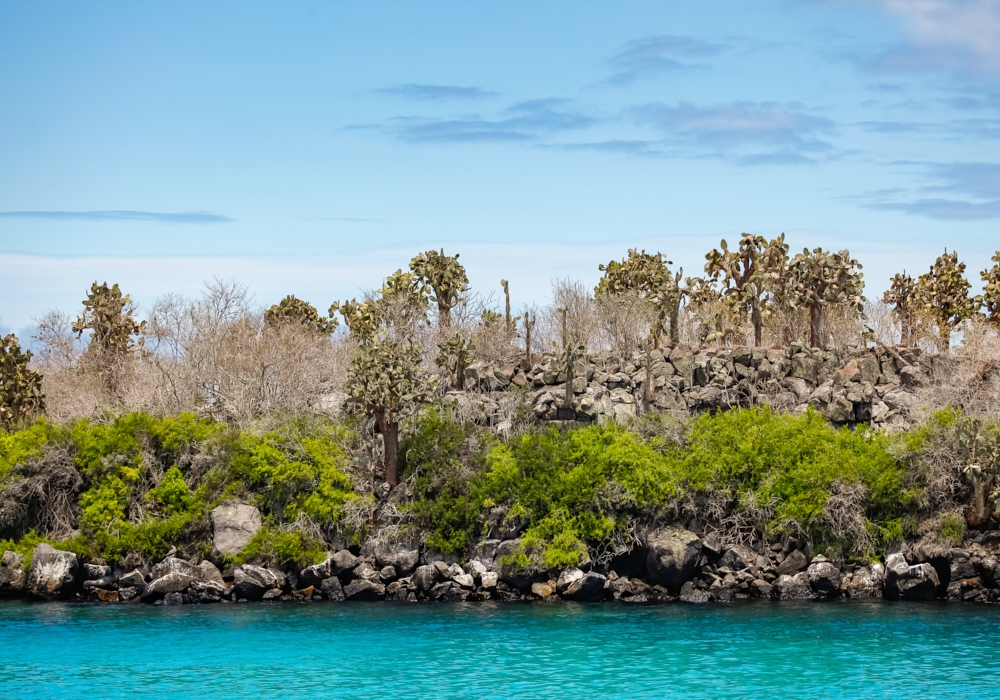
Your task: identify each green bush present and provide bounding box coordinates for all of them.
[235,526,328,568]
[0,419,64,479]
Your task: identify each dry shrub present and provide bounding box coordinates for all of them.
[0,446,82,540]
[34,279,350,425]
[539,279,599,351]
[922,318,1000,421]
[594,291,655,361]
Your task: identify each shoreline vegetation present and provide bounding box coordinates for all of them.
[3,240,1000,606]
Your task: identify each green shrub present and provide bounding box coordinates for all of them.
[235,526,327,567]
[229,420,358,526]
[0,419,64,479]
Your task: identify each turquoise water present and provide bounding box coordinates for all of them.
[1,600,998,699]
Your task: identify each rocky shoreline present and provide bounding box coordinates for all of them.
[4,523,1000,606]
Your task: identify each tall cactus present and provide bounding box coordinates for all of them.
[72,282,145,394]
[914,250,979,354]
[883,272,918,346]
[980,252,1000,327]
[0,334,45,431]
[788,248,865,348]
[704,233,785,347]
[409,249,468,329]
[523,310,536,366]
[501,279,513,334]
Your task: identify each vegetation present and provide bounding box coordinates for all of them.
[3,241,1000,574]
[0,334,45,430]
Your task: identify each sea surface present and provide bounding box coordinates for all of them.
[0,599,997,699]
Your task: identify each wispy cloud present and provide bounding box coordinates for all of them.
[0,210,234,224]
[557,140,666,156]
[376,84,497,100]
[629,101,836,163]
[355,98,595,144]
[604,35,721,85]
[870,0,1000,78]
[860,161,1000,220]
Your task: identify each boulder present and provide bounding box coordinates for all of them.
[299,555,337,589]
[195,560,225,585]
[330,550,359,578]
[844,564,884,598]
[0,551,27,594]
[321,576,345,601]
[210,502,262,556]
[776,549,808,577]
[465,560,489,583]
[141,572,197,601]
[26,544,78,600]
[118,569,147,589]
[885,554,939,601]
[646,527,702,594]
[453,573,475,589]
[443,586,470,602]
[530,582,555,598]
[678,581,710,603]
[344,579,385,601]
[83,563,111,580]
[775,572,814,600]
[379,566,397,582]
[413,564,440,592]
[719,545,754,571]
[374,544,420,578]
[556,567,585,594]
[151,557,196,580]
[480,571,499,589]
[189,580,227,603]
[233,565,286,601]
[806,559,842,597]
[750,579,773,599]
[563,572,607,602]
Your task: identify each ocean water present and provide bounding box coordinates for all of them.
[0,600,997,699]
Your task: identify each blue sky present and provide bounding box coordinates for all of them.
[2,0,1000,333]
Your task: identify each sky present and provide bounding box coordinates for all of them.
[2,0,1000,335]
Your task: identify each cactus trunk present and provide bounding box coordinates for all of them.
[376,411,400,487]
[810,302,822,348]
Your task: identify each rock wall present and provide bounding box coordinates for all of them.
[7,527,1000,606]
[456,344,936,430]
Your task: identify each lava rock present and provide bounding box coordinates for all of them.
[344,579,385,601]
[26,544,78,601]
[321,576,345,601]
[776,549,808,577]
[233,565,286,601]
[374,544,420,578]
[563,572,607,602]
[775,572,814,600]
[210,502,262,556]
[646,527,702,594]
[807,558,842,598]
[0,551,27,594]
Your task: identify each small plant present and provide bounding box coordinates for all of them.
[0,334,45,431]
[436,334,476,390]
